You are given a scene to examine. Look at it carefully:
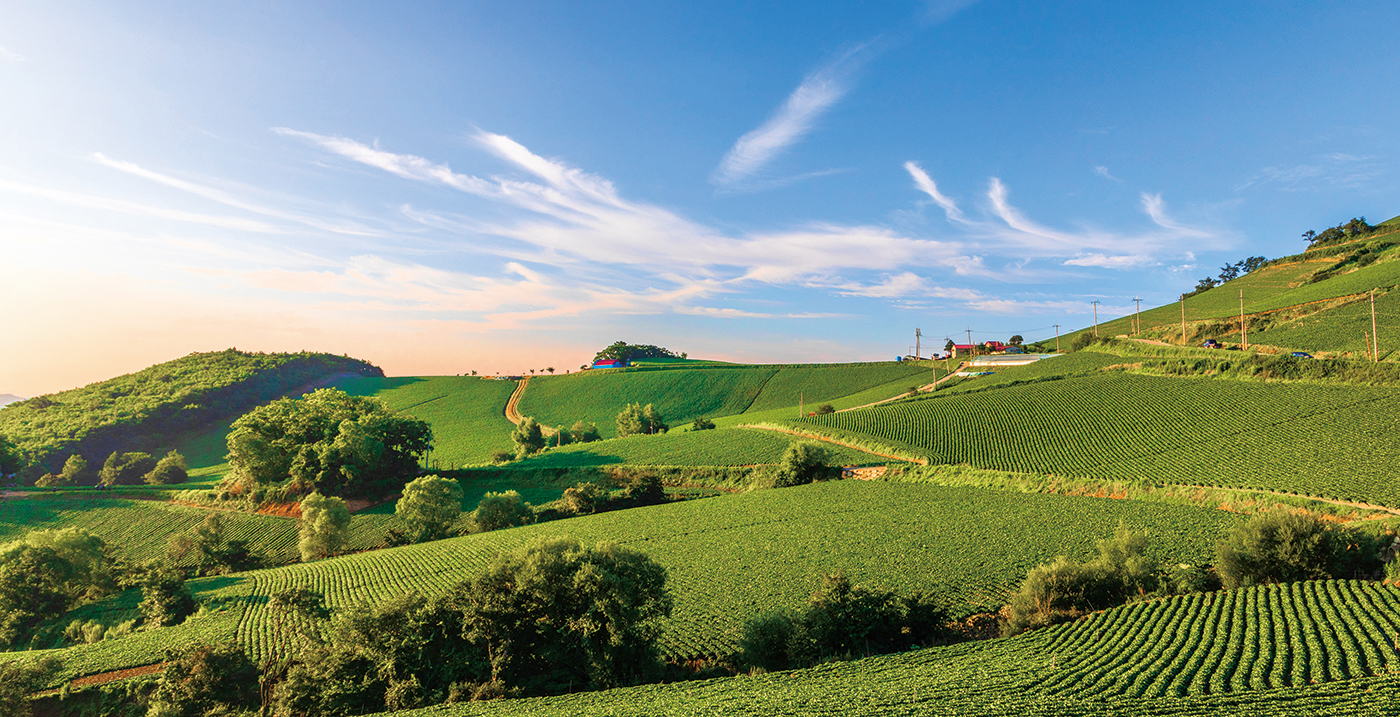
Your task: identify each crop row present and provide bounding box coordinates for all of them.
[809,372,1400,506]
[520,427,882,469]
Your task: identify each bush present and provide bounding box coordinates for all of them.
[738,611,805,671]
[814,404,835,415]
[1002,526,1165,636]
[560,482,608,515]
[690,417,716,430]
[147,643,260,717]
[38,454,93,487]
[570,421,602,443]
[144,450,188,485]
[488,450,514,465]
[299,492,352,562]
[0,528,117,647]
[1215,510,1384,589]
[100,451,157,486]
[616,403,666,437]
[471,490,533,532]
[773,441,832,487]
[1070,332,1099,352]
[396,475,463,542]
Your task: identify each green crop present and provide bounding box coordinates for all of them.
[334,376,518,468]
[808,372,1400,506]
[518,427,883,468]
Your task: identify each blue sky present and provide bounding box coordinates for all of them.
[3,1,1398,394]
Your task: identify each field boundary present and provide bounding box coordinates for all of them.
[738,423,928,465]
[836,363,963,413]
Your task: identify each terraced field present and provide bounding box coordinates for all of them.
[517,426,884,468]
[369,580,1400,717]
[1250,289,1400,356]
[6,482,1240,683]
[808,372,1400,506]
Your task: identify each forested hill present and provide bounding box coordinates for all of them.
[0,349,382,476]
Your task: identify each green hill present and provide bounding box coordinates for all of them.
[334,376,518,468]
[5,482,1238,684]
[372,580,1400,717]
[0,350,382,477]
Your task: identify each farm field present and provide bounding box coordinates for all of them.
[4,482,1241,683]
[517,362,933,438]
[516,426,884,468]
[808,371,1400,506]
[333,375,519,468]
[373,580,1400,717]
[1250,289,1400,356]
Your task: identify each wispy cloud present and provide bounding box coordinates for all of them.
[904,161,967,222]
[0,179,284,233]
[921,0,980,24]
[0,45,25,63]
[1094,165,1121,182]
[1063,254,1154,269]
[1236,153,1384,192]
[711,46,867,188]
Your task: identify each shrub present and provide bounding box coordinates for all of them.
[616,403,667,437]
[1215,510,1383,589]
[738,611,806,671]
[570,421,602,443]
[814,404,835,415]
[1002,526,1164,636]
[396,475,463,543]
[144,450,189,485]
[690,417,716,430]
[37,454,93,487]
[99,451,157,486]
[0,656,59,717]
[488,450,514,465]
[773,441,832,487]
[147,643,260,717]
[471,490,534,532]
[560,482,609,515]
[299,492,352,562]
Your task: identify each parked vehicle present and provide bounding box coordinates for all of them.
[1203,339,1220,348]
[1291,351,1314,359]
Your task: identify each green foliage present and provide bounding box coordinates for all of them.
[690,417,716,430]
[0,349,382,476]
[397,475,463,542]
[99,451,156,487]
[170,513,263,574]
[616,403,667,437]
[459,537,673,693]
[0,433,21,477]
[1002,526,1165,636]
[510,417,545,459]
[139,564,196,628]
[299,492,352,562]
[1215,510,1383,589]
[773,441,830,487]
[147,643,259,717]
[471,490,533,533]
[226,388,432,497]
[813,404,835,415]
[144,450,188,485]
[560,482,608,515]
[36,453,92,487]
[0,528,116,647]
[570,421,602,443]
[0,656,59,717]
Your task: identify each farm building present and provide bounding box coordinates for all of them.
[590,358,630,369]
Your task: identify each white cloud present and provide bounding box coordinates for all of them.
[904,161,967,222]
[1094,165,1121,182]
[711,47,866,187]
[0,45,25,63]
[0,179,284,233]
[1063,254,1154,269]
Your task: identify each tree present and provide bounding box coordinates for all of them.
[616,403,666,437]
[690,416,716,430]
[226,388,433,497]
[458,537,673,693]
[396,475,463,543]
[510,417,546,459]
[560,482,608,515]
[0,547,77,648]
[570,421,602,443]
[299,492,352,562]
[1218,262,1241,282]
[99,451,156,486]
[0,433,20,478]
[37,453,93,487]
[1302,229,1317,244]
[0,656,59,717]
[1215,510,1382,589]
[147,643,260,717]
[1008,335,1024,346]
[139,564,196,628]
[944,338,955,353]
[546,367,555,375]
[773,441,831,487]
[144,450,188,485]
[471,490,533,532]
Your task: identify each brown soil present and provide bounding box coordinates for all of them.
[32,663,165,698]
[842,466,888,481]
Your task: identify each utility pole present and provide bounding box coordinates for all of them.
[1181,297,1187,345]
[1054,324,1060,352]
[1239,289,1247,349]
[1372,289,1379,361]
[1133,297,1142,335]
[966,328,973,352]
[1091,301,1100,337]
[799,392,804,419]
[915,328,922,360]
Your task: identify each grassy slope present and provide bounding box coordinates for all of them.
[5,482,1239,681]
[379,580,1400,717]
[1249,288,1400,356]
[334,376,518,468]
[518,368,776,438]
[513,427,884,468]
[809,370,1400,506]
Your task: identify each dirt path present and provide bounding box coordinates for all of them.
[1177,484,1400,517]
[504,377,528,424]
[32,663,166,698]
[1128,338,1173,346]
[739,424,925,465]
[836,363,965,413]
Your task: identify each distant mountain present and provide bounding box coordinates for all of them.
[0,349,383,478]
[0,394,21,407]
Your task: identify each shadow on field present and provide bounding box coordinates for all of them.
[518,451,627,468]
[334,376,427,396]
